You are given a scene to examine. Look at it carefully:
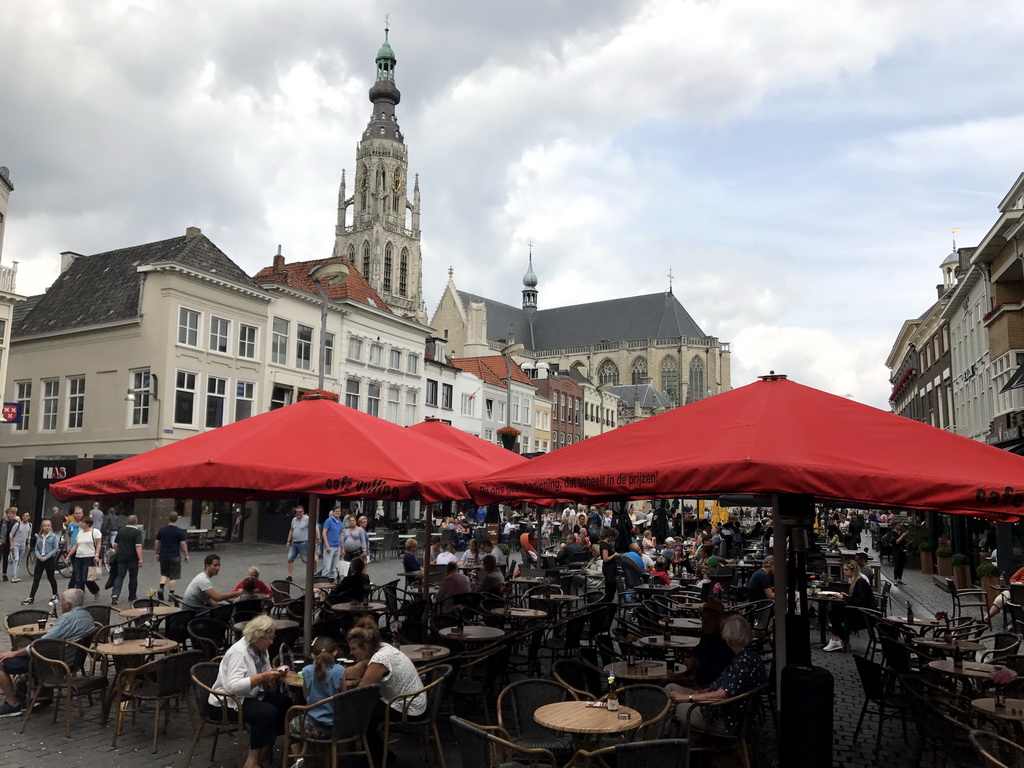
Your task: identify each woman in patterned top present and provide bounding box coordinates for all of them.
[666,614,767,735]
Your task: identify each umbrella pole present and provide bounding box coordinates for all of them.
[304,493,318,655]
[420,497,430,603]
[772,495,786,709]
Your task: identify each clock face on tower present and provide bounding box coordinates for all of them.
[393,175,403,194]
[360,174,369,191]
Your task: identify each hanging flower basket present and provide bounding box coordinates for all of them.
[496,425,521,452]
[300,389,340,402]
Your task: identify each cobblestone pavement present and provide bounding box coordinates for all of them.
[0,541,987,767]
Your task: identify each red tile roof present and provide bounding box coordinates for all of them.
[451,356,537,389]
[253,256,391,312]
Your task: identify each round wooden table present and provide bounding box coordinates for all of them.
[887,615,943,632]
[439,625,505,642]
[489,607,548,621]
[233,618,299,633]
[639,635,699,650]
[530,593,582,620]
[971,697,1024,723]
[668,602,705,613]
[330,601,386,614]
[636,584,680,593]
[511,576,546,586]
[534,700,642,750]
[96,637,178,656]
[666,617,703,633]
[401,644,451,664]
[927,659,1019,684]
[606,660,669,682]
[911,638,986,655]
[118,605,181,621]
[8,622,54,641]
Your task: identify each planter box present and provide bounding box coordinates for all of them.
[936,556,953,578]
[980,576,1001,607]
[952,564,972,591]
[919,551,934,575]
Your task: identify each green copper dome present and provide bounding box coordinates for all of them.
[377,41,395,61]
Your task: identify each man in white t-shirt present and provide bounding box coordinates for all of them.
[435,542,458,565]
[181,554,241,610]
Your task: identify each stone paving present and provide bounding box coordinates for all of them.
[0,540,994,767]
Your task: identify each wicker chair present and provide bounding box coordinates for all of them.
[19,639,109,737]
[617,683,673,740]
[83,604,113,626]
[680,682,767,768]
[188,617,231,660]
[283,683,380,768]
[5,609,48,651]
[111,649,203,752]
[577,738,690,768]
[450,715,559,768]
[970,729,1024,768]
[497,679,575,763]
[976,632,1021,663]
[381,663,452,768]
[184,661,245,768]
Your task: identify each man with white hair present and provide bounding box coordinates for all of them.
[0,589,94,715]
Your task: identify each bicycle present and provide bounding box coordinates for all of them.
[25,535,72,580]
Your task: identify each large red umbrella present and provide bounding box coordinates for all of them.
[408,419,528,469]
[469,375,1024,522]
[51,398,491,504]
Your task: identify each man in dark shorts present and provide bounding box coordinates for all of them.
[154,512,189,601]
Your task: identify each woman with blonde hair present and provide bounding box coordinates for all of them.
[211,614,290,768]
[346,618,425,767]
[823,560,874,652]
[232,565,272,597]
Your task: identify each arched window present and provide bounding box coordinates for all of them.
[631,356,648,385]
[598,360,619,386]
[383,243,393,292]
[361,241,370,279]
[399,248,408,296]
[359,165,368,211]
[688,357,705,404]
[346,245,355,265]
[661,357,679,407]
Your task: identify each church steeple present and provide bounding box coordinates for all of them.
[332,24,425,324]
[522,243,538,315]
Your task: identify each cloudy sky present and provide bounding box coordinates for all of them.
[4,0,1024,409]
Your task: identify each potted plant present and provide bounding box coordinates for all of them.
[496,425,521,452]
[951,553,972,590]
[976,562,1000,606]
[918,542,935,575]
[935,546,953,578]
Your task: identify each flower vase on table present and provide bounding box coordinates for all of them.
[993,669,1014,708]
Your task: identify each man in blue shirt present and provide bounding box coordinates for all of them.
[318,506,345,578]
[0,588,94,716]
[65,506,83,550]
[747,555,775,602]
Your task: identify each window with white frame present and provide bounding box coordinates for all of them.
[348,336,363,361]
[130,370,150,426]
[67,376,85,429]
[497,402,506,423]
[523,397,531,424]
[387,387,400,422]
[404,389,417,425]
[324,332,335,375]
[511,394,520,423]
[369,344,383,367]
[270,385,292,411]
[41,379,59,431]
[206,376,227,428]
[238,324,258,359]
[389,349,402,369]
[426,379,438,407]
[271,317,289,365]
[345,379,360,409]
[178,307,200,346]
[461,393,474,417]
[296,324,313,370]
[235,381,255,421]
[367,383,381,417]
[406,355,418,374]
[484,428,494,441]
[441,383,453,410]
[209,316,229,353]
[485,399,493,420]
[14,381,31,432]
[174,370,197,426]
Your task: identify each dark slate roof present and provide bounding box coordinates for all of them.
[609,383,672,410]
[455,290,708,351]
[12,295,42,328]
[15,233,261,337]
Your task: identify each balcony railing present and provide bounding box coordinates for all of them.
[0,263,16,293]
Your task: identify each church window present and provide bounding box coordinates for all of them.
[631,357,648,385]
[598,360,619,386]
[347,245,355,264]
[688,357,705,404]
[360,165,368,210]
[399,248,408,296]
[361,242,371,278]
[661,357,679,407]
[383,243,393,292]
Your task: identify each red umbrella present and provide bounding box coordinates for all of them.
[50,398,489,504]
[408,419,528,469]
[468,374,1024,522]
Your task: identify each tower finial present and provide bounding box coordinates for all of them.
[667,266,674,294]
[384,12,390,40]
[950,226,961,250]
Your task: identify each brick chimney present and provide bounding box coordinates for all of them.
[273,244,285,271]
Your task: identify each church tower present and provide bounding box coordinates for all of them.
[333,26,425,323]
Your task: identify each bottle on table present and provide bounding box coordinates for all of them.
[112,624,124,646]
[607,675,619,711]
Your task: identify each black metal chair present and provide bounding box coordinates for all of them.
[496,678,575,764]
[976,632,1021,663]
[970,728,1024,768]
[947,578,990,625]
[450,715,559,768]
[577,738,690,768]
[617,683,673,740]
[184,661,245,768]
[283,683,380,767]
[680,682,767,768]
[20,639,109,737]
[5,609,49,650]
[852,653,907,756]
[552,658,605,700]
[84,604,113,626]
[381,663,452,768]
[188,617,231,660]
[110,649,203,752]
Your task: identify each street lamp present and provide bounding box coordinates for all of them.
[500,342,525,427]
[308,262,350,391]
